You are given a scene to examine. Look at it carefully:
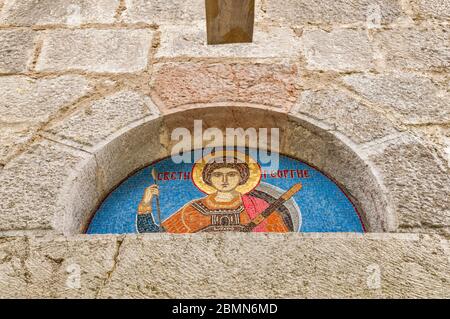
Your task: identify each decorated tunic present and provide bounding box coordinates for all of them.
[137,193,289,233]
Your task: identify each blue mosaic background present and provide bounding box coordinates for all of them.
[87,150,365,234]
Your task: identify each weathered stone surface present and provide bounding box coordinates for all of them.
[24,236,120,298]
[47,90,160,149]
[93,117,168,203]
[376,27,449,71]
[0,236,121,298]
[101,234,449,298]
[302,29,376,72]
[411,0,450,20]
[156,24,302,59]
[0,234,448,298]
[411,126,450,170]
[0,123,37,164]
[36,29,153,73]
[293,89,398,143]
[343,72,450,124]
[0,0,119,26]
[368,135,450,233]
[260,0,403,25]
[446,138,450,168]
[0,237,29,298]
[122,0,205,24]
[151,62,299,109]
[0,75,92,123]
[0,29,35,73]
[0,140,97,233]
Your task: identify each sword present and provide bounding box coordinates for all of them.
[151,168,162,228]
[245,183,302,231]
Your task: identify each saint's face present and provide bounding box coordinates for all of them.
[210,167,241,193]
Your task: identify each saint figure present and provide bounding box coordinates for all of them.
[137,151,293,233]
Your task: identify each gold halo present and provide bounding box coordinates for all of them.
[192,150,261,195]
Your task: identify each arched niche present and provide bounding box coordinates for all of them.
[59,104,395,235]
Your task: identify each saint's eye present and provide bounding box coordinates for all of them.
[212,172,222,178]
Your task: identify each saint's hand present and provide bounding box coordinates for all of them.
[142,185,159,205]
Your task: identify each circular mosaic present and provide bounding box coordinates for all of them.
[87,149,365,234]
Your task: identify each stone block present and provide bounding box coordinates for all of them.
[411,0,450,20]
[1,234,447,298]
[0,0,119,26]
[122,0,205,24]
[260,0,403,25]
[36,29,153,73]
[98,234,449,298]
[46,90,160,149]
[0,29,35,73]
[151,62,299,109]
[343,72,450,124]
[293,89,398,143]
[24,236,120,298]
[0,140,98,233]
[368,135,450,232]
[0,75,92,124]
[302,29,376,72]
[156,24,301,59]
[376,27,449,71]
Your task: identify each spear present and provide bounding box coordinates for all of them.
[245,183,302,231]
[151,168,162,228]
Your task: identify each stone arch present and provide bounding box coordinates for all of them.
[52,102,396,235]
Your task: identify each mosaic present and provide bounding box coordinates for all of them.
[87,149,365,234]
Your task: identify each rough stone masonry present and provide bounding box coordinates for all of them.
[0,0,449,298]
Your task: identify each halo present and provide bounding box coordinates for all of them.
[192,150,261,195]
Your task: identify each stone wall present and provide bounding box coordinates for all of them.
[0,0,448,298]
[0,233,448,298]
